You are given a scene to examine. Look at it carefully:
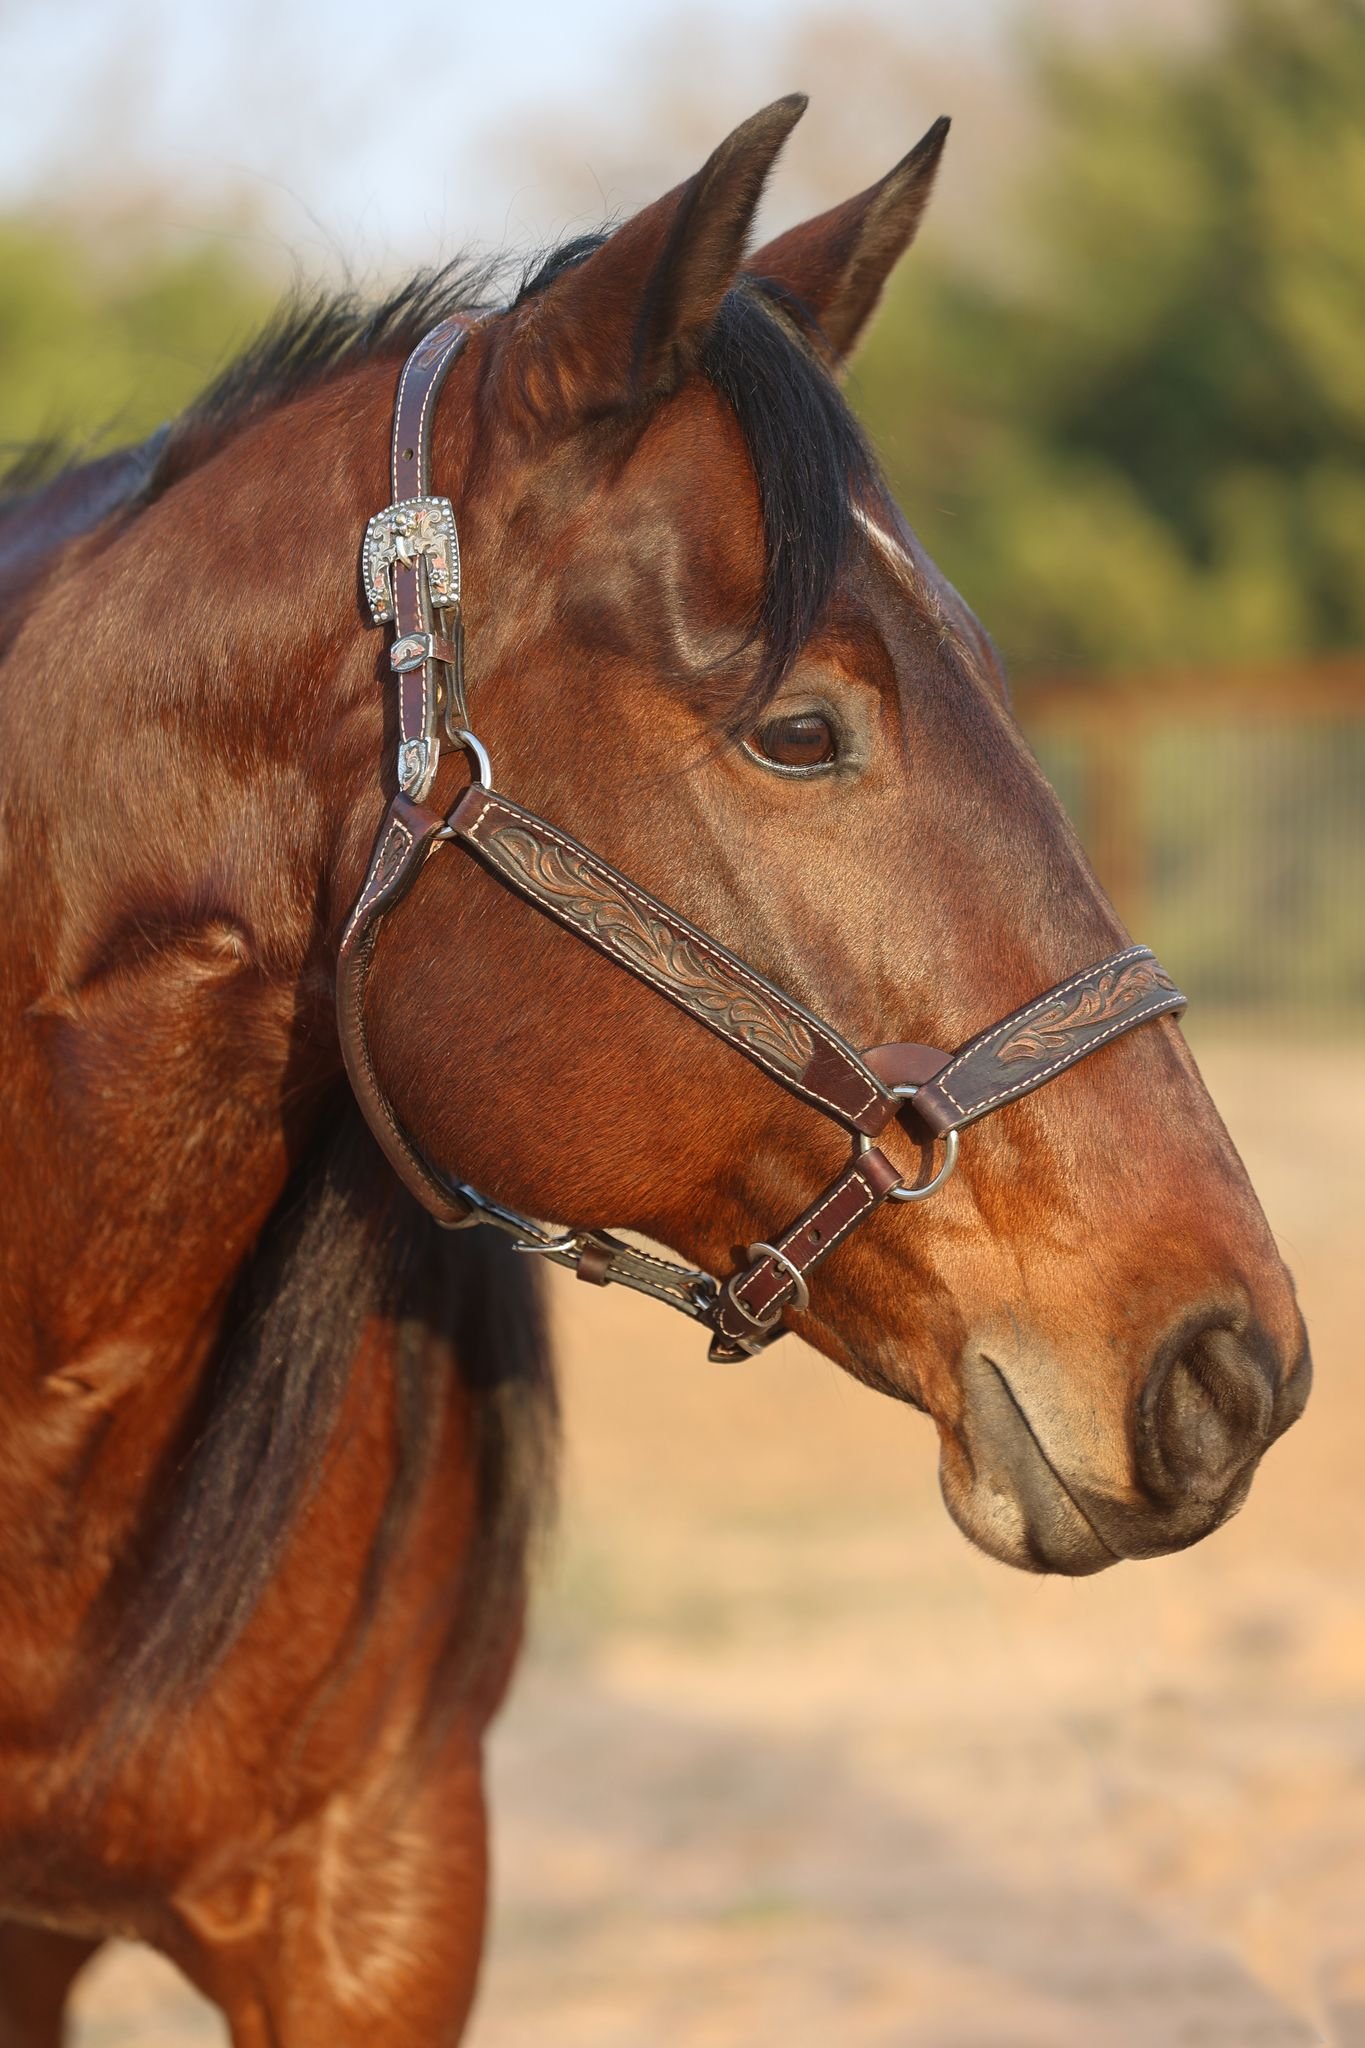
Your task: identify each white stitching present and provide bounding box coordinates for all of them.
[412,324,471,490]
[399,663,416,748]
[385,325,885,1137]
[930,946,1150,1088]
[730,1168,877,1317]
[390,353,421,497]
[390,318,466,491]
[935,992,1185,1123]
[460,796,881,1125]
[927,947,1152,1109]
[391,321,472,752]
[462,793,497,835]
[476,801,880,1120]
[340,817,416,949]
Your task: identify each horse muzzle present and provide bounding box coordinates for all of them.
[938,1312,1312,1576]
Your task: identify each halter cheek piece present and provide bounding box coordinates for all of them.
[338,319,1186,1361]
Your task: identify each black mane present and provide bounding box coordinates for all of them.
[179,242,877,725]
[98,1103,557,1762]
[31,232,877,1752]
[6,233,879,731]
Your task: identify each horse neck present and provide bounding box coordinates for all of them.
[0,377,388,1558]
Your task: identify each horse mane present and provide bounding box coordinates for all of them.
[19,231,879,1745]
[99,1098,557,1753]
[4,234,879,732]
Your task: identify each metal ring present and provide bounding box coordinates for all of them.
[888,1126,960,1203]
[879,1080,960,1203]
[453,727,493,789]
[852,1087,960,1203]
[745,1242,811,1316]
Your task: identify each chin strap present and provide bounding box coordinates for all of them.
[337,317,1188,1361]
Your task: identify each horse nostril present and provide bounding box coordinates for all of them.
[1137,1315,1277,1505]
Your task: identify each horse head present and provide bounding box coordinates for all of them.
[338,98,1309,1576]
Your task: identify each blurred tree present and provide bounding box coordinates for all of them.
[2,0,1362,684]
[855,0,1365,673]
[0,218,273,466]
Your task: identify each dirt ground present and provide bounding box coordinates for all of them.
[68,1036,1365,2047]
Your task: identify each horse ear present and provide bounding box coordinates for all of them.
[498,95,807,430]
[751,116,950,366]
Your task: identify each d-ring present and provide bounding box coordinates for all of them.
[886,1082,959,1202]
[887,1127,959,1202]
[453,727,493,789]
[745,1242,811,1316]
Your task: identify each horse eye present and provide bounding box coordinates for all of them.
[748,712,838,772]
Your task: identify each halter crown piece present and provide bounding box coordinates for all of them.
[337,318,1187,1360]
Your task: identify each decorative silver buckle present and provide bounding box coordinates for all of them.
[390,632,438,672]
[362,496,461,624]
[398,737,437,798]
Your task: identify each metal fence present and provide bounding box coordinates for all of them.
[1019,660,1365,1029]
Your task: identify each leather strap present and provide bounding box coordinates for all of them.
[446,784,899,1137]
[709,1146,903,1359]
[336,793,471,1226]
[340,319,483,1222]
[360,317,475,802]
[908,947,1185,1137]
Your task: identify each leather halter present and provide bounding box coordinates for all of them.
[337,317,1187,1360]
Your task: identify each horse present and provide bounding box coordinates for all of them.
[0,96,1309,2045]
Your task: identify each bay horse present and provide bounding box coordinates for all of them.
[0,98,1309,2044]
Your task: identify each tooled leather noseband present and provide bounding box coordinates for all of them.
[337,318,1186,1361]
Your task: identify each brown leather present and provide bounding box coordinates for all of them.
[335,319,483,1224]
[446,784,897,1138]
[336,793,471,1226]
[385,317,475,801]
[799,1044,903,1134]
[390,316,472,500]
[709,1146,903,1357]
[575,1244,614,1287]
[909,948,1186,1137]
[861,1041,952,1091]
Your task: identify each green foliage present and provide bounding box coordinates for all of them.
[1,0,1361,686]
[0,218,273,469]
[854,0,1365,674]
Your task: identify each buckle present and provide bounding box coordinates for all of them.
[390,630,454,673]
[362,496,461,623]
[398,736,437,797]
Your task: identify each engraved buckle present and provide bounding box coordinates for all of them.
[362,496,461,623]
[391,632,438,672]
[398,737,437,796]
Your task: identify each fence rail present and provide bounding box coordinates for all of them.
[1017,660,1365,1025]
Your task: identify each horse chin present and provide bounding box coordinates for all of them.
[937,1425,1120,1577]
[934,1349,1267,1578]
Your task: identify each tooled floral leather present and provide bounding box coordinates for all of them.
[340,318,1192,1360]
[447,783,903,1130]
[480,822,817,1074]
[996,958,1177,1066]
[908,947,1187,1138]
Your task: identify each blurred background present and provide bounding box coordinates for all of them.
[4,0,1361,2041]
